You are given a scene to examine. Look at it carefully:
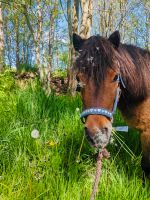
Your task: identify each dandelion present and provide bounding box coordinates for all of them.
[31,129,40,139]
[34,170,42,181]
[76,107,80,112]
[46,140,58,147]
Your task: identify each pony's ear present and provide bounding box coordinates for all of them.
[73,33,85,51]
[108,31,120,48]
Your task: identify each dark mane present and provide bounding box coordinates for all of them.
[74,35,117,85]
[74,35,150,105]
[118,44,150,106]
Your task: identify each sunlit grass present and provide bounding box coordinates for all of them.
[0,78,150,200]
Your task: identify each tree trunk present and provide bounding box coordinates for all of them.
[68,0,80,95]
[48,0,57,71]
[22,3,41,68]
[42,0,58,96]
[22,26,26,64]
[15,16,20,71]
[35,0,42,67]
[145,11,149,50]
[80,0,93,39]
[67,0,73,94]
[67,0,93,95]
[4,11,12,67]
[67,0,79,95]
[0,2,4,71]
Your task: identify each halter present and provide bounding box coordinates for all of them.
[80,75,125,121]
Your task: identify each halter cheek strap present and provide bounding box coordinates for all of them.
[80,75,125,120]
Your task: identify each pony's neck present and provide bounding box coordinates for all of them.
[118,44,150,111]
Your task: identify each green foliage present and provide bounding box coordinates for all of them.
[0,79,149,199]
[0,69,16,117]
[59,52,69,66]
[52,68,67,78]
[0,69,15,91]
[18,63,37,73]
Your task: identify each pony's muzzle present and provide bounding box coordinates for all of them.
[84,124,112,149]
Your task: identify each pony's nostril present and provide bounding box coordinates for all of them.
[102,127,108,134]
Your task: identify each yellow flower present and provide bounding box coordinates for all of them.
[46,140,58,147]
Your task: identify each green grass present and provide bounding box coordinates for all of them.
[0,74,150,200]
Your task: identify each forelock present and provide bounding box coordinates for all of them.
[74,35,116,85]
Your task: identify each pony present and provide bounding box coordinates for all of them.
[73,31,150,178]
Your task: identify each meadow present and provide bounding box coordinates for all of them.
[0,70,150,200]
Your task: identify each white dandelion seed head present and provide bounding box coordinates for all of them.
[31,129,40,139]
[76,108,80,112]
[96,47,99,50]
[34,171,42,181]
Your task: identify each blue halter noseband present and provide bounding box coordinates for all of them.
[80,75,125,121]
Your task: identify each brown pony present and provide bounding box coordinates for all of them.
[73,31,150,178]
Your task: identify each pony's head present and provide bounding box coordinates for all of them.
[73,31,122,149]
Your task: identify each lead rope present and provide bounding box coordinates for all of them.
[90,148,110,200]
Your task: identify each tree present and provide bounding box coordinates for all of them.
[22,1,42,67]
[40,0,58,96]
[0,2,4,71]
[14,15,20,70]
[80,0,93,39]
[67,0,93,95]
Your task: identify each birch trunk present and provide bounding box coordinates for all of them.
[22,2,41,68]
[42,0,58,96]
[68,0,79,95]
[145,11,149,50]
[0,2,4,71]
[4,11,12,67]
[68,0,93,95]
[67,0,80,95]
[15,16,20,70]
[35,0,42,67]
[80,0,93,39]
[48,0,57,71]
[67,0,73,93]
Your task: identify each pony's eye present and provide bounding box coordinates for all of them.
[113,74,119,82]
[76,83,81,92]
[76,75,82,92]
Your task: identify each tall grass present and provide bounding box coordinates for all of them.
[0,74,150,200]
